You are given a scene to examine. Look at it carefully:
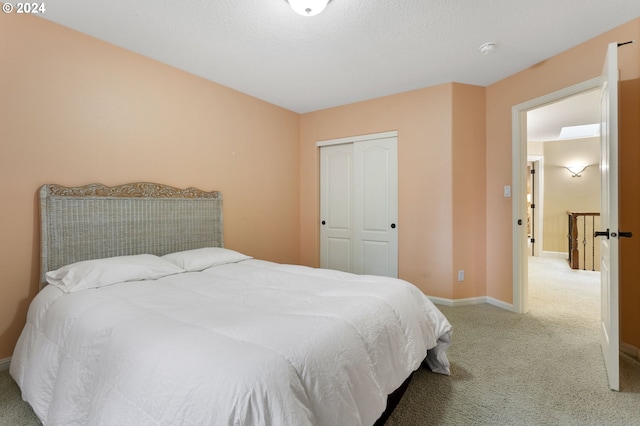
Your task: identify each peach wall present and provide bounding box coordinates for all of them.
[619,78,640,350]
[451,84,487,299]
[0,14,300,358]
[299,83,487,300]
[299,85,458,298]
[486,18,640,348]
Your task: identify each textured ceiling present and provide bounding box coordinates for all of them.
[38,0,640,114]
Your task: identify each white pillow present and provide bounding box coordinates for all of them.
[46,254,185,293]
[162,247,252,272]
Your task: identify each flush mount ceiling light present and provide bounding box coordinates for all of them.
[479,42,497,55]
[287,0,330,16]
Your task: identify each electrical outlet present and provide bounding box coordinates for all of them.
[457,270,465,282]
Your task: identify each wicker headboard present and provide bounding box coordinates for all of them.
[39,182,223,288]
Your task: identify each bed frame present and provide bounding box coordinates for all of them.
[39,182,223,288]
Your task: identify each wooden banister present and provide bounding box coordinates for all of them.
[567,212,600,271]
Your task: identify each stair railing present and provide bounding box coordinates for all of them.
[567,212,600,271]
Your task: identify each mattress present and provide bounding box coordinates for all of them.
[11,258,451,426]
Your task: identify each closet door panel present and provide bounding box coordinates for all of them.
[320,144,353,272]
[353,138,398,277]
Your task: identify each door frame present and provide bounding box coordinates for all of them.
[527,156,544,257]
[511,77,601,314]
[317,130,398,147]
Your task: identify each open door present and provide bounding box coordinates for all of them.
[596,42,619,391]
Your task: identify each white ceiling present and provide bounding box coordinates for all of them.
[527,89,601,142]
[38,0,639,115]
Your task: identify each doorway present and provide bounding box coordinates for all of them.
[524,90,602,334]
[511,77,601,314]
[527,89,601,265]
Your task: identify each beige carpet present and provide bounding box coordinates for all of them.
[1,256,639,425]
[386,256,640,425]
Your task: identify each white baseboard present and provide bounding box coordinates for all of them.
[541,251,569,259]
[428,296,483,307]
[429,296,515,312]
[0,357,10,371]
[621,341,640,361]
[486,297,516,311]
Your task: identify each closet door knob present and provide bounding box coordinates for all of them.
[321,220,326,225]
[390,223,396,229]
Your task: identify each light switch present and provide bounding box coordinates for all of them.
[504,185,511,197]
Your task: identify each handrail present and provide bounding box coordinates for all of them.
[567,212,600,270]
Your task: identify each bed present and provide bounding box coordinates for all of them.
[10,182,452,426]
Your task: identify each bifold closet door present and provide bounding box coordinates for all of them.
[320,137,398,277]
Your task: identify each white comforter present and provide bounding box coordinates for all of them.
[11,260,451,426]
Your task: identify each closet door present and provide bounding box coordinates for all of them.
[353,138,398,276]
[320,143,354,273]
[320,135,398,277]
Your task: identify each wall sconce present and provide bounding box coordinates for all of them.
[565,165,588,177]
[287,0,330,16]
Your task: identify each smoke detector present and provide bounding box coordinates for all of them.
[479,42,497,55]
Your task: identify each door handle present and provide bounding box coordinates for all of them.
[594,230,633,239]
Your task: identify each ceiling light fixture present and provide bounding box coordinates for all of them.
[287,0,330,17]
[479,42,497,55]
